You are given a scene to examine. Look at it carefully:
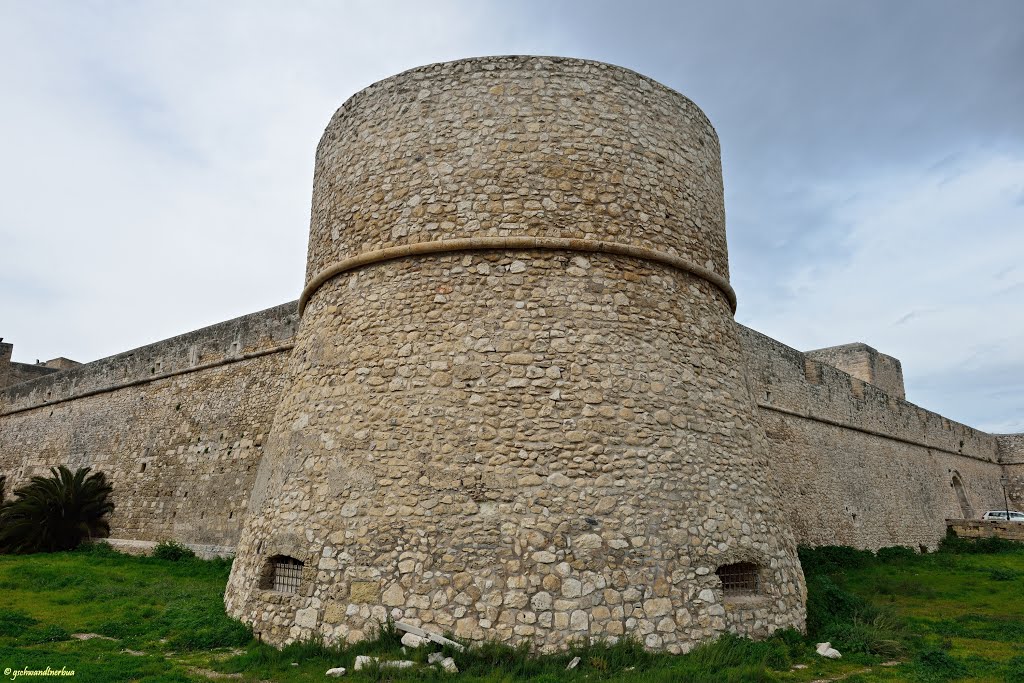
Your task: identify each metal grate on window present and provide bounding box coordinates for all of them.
[716,562,760,596]
[271,557,304,594]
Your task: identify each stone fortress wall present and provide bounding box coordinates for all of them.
[0,303,298,556]
[5,313,1012,555]
[739,327,1010,550]
[999,434,1024,511]
[0,56,1019,652]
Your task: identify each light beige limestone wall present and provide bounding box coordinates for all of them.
[998,434,1024,508]
[0,303,298,552]
[740,325,1006,550]
[225,56,806,653]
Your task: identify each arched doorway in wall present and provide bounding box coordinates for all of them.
[951,472,974,519]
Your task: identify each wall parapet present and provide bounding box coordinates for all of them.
[0,302,298,416]
[947,519,1024,542]
[998,435,1024,507]
[997,434,1024,464]
[738,325,1001,463]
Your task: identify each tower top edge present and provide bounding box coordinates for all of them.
[331,55,718,142]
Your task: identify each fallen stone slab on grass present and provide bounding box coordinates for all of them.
[400,632,425,648]
[395,621,465,651]
[185,667,241,680]
[815,642,842,659]
[325,667,347,677]
[71,633,117,641]
[440,657,458,673]
[353,656,415,671]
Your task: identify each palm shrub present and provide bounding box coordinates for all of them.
[0,466,114,553]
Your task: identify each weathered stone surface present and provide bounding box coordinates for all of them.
[381,584,405,607]
[738,325,1012,551]
[0,303,297,555]
[294,607,318,629]
[1,54,1016,658]
[221,56,807,653]
[349,581,380,604]
[400,632,424,648]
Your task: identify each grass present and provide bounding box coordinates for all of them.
[0,533,1022,681]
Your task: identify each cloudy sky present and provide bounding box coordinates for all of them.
[1,1,1021,432]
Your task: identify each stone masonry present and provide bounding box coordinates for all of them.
[224,56,805,652]
[0,56,1019,653]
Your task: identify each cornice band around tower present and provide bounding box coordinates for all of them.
[298,235,738,316]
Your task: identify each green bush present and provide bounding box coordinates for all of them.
[75,540,120,556]
[804,573,879,637]
[938,530,1021,555]
[876,545,918,563]
[820,611,906,658]
[0,466,114,554]
[152,540,196,561]
[798,545,876,575]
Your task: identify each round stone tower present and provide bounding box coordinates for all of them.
[225,56,805,653]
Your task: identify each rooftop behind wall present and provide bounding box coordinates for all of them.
[0,341,61,389]
[805,342,905,400]
[43,357,81,371]
[0,302,299,416]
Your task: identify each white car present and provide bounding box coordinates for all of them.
[982,510,1024,522]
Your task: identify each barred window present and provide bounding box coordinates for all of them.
[716,562,760,596]
[261,555,304,594]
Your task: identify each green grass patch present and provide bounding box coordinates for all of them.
[799,534,1024,682]
[0,534,1022,681]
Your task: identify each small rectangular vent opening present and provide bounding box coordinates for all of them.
[717,562,760,596]
[269,556,303,594]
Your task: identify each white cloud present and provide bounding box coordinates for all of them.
[0,2,1019,433]
[739,152,1024,431]
[0,1,578,362]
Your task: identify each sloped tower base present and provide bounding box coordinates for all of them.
[225,56,805,652]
